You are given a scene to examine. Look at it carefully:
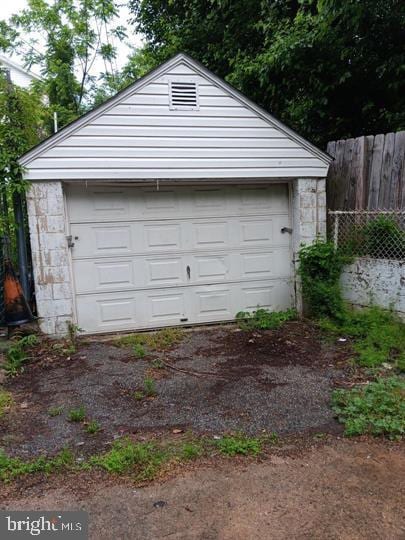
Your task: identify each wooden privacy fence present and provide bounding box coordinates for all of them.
[326,131,405,210]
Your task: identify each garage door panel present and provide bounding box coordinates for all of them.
[76,292,138,332]
[144,223,183,250]
[241,280,293,312]
[192,220,229,249]
[70,223,136,258]
[241,247,291,279]
[146,257,184,286]
[148,291,186,322]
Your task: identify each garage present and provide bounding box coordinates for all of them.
[66,183,292,333]
[21,53,331,335]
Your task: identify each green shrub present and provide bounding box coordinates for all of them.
[298,240,351,319]
[235,308,296,331]
[68,406,86,422]
[215,435,262,456]
[320,306,405,370]
[362,216,405,259]
[332,377,405,439]
[4,335,39,376]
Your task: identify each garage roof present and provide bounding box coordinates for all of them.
[20,53,331,181]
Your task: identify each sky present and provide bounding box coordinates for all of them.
[0,0,141,77]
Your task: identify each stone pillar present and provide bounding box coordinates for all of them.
[292,178,327,313]
[26,181,74,335]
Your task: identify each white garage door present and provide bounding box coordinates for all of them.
[66,184,294,333]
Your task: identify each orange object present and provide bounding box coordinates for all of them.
[3,259,33,326]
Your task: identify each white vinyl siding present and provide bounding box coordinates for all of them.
[24,61,329,180]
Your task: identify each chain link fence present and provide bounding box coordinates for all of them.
[328,210,405,261]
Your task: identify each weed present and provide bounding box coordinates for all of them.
[332,376,405,439]
[115,328,184,351]
[0,389,13,417]
[4,335,39,376]
[48,406,63,417]
[151,358,164,369]
[180,442,203,460]
[68,406,86,422]
[320,306,405,370]
[133,391,144,401]
[90,439,167,481]
[0,448,74,483]
[85,420,101,434]
[215,435,262,456]
[133,344,146,358]
[144,377,157,397]
[235,308,296,331]
[67,323,82,351]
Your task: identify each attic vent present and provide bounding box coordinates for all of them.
[169,81,199,110]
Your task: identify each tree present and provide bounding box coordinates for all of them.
[1,0,127,128]
[128,0,405,146]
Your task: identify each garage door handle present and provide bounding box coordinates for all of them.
[281,227,293,234]
[186,265,191,280]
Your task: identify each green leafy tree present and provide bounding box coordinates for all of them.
[0,72,48,238]
[1,0,127,128]
[129,0,405,145]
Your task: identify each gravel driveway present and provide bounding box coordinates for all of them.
[1,321,350,457]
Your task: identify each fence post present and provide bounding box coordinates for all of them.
[333,212,339,249]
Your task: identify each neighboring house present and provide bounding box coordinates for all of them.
[0,53,42,88]
[19,53,331,336]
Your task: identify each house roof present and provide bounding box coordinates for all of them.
[20,53,332,167]
[0,53,42,82]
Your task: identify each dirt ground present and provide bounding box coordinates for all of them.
[1,438,404,540]
[0,322,353,457]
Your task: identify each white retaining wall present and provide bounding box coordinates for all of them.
[341,258,405,319]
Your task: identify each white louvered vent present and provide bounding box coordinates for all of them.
[169,80,199,110]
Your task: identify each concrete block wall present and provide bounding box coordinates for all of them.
[26,181,74,335]
[292,177,327,313]
[341,258,405,319]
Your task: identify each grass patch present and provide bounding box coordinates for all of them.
[0,448,74,483]
[0,389,13,417]
[133,391,144,401]
[85,420,101,435]
[143,377,157,397]
[114,328,184,351]
[332,376,405,439]
[235,308,296,332]
[0,432,275,484]
[151,358,164,369]
[68,406,86,422]
[320,306,405,370]
[90,439,171,482]
[133,344,146,358]
[48,406,63,417]
[4,335,39,376]
[215,434,263,456]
